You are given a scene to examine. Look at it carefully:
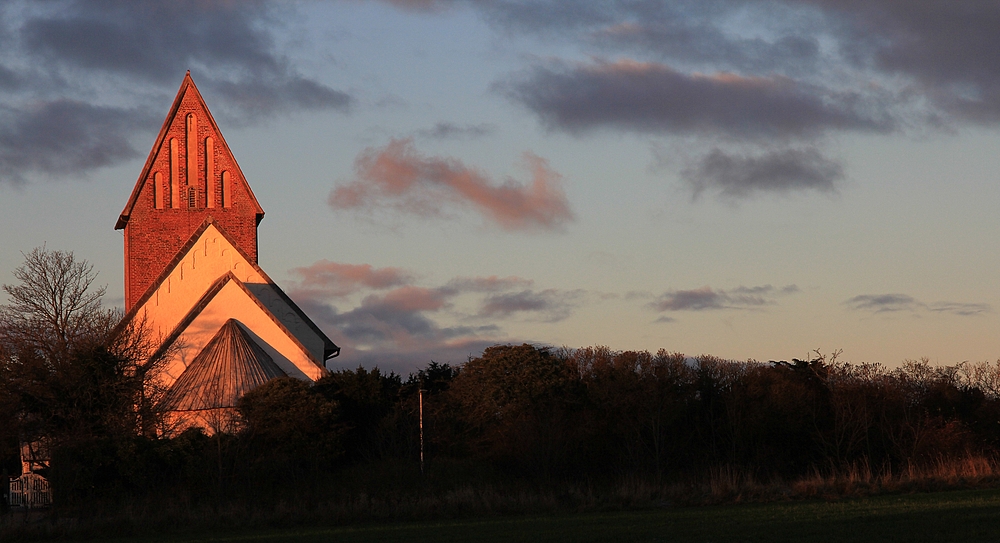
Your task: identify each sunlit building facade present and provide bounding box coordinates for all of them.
[115,73,338,434]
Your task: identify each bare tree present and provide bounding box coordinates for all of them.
[0,248,166,446]
[0,247,115,363]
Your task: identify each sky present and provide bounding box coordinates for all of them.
[1,0,1000,374]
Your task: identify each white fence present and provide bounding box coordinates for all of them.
[8,473,52,508]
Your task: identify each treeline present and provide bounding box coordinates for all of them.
[5,250,1000,528]
[326,345,1000,483]
[8,343,1000,517]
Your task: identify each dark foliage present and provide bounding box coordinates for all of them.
[5,253,1000,524]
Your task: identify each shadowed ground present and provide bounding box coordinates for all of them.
[65,487,1000,543]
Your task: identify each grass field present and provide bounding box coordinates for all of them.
[56,487,1000,543]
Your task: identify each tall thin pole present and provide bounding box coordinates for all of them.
[419,388,425,475]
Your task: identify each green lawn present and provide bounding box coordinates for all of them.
[75,487,1000,543]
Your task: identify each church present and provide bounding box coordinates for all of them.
[115,72,338,434]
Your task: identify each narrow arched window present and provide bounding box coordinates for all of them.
[170,138,179,208]
[205,136,215,208]
[222,170,232,208]
[186,113,198,206]
[153,172,164,209]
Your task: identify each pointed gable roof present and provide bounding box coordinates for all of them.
[160,319,286,412]
[115,71,264,230]
[153,271,328,383]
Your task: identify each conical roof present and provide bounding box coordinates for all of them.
[161,318,286,411]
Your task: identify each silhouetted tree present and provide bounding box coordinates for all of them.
[314,366,404,461]
[446,344,585,475]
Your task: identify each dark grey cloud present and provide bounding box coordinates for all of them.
[479,288,583,322]
[501,59,892,139]
[683,147,844,198]
[467,0,824,75]
[373,0,999,199]
[0,65,22,90]
[599,24,819,73]
[846,293,991,316]
[0,0,349,184]
[287,261,588,369]
[375,0,453,13]
[652,284,798,312]
[21,0,279,82]
[845,293,918,313]
[375,0,1000,129]
[415,122,497,140]
[0,100,150,185]
[478,0,1000,126]
[928,302,991,317]
[298,285,484,347]
[804,1,1000,122]
[212,76,350,121]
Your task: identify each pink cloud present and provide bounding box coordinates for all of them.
[329,138,574,231]
[370,285,450,313]
[290,260,412,298]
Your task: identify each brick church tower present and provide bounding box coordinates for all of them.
[116,73,337,434]
[116,72,263,311]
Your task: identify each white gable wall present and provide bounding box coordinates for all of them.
[131,223,326,363]
[160,279,326,388]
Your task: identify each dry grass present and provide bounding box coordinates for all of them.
[788,455,1000,500]
[5,455,1000,541]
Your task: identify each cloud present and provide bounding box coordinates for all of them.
[345,0,999,142]
[502,59,892,139]
[374,0,453,13]
[289,260,413,298]
[806,1,1000,123]
[652,284,798,312]
[0,100,149,185]
[927,302,991,317]
[594,20,822,74]
[479,289,583,322]
[212,76,350,120]
[312,286,462,346]
[480,0,1000,127]
[844,293,918,313]
[683,147,844,198]
[288,262,586,370]
[329,138,574,231]
[846,293,991,316]
[415,122,497,140]
[21,0,278,82]
[446,275,534,292]
[0,0,349,184]
[329,339,497,375]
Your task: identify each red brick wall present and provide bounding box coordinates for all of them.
[123,85,260,311]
